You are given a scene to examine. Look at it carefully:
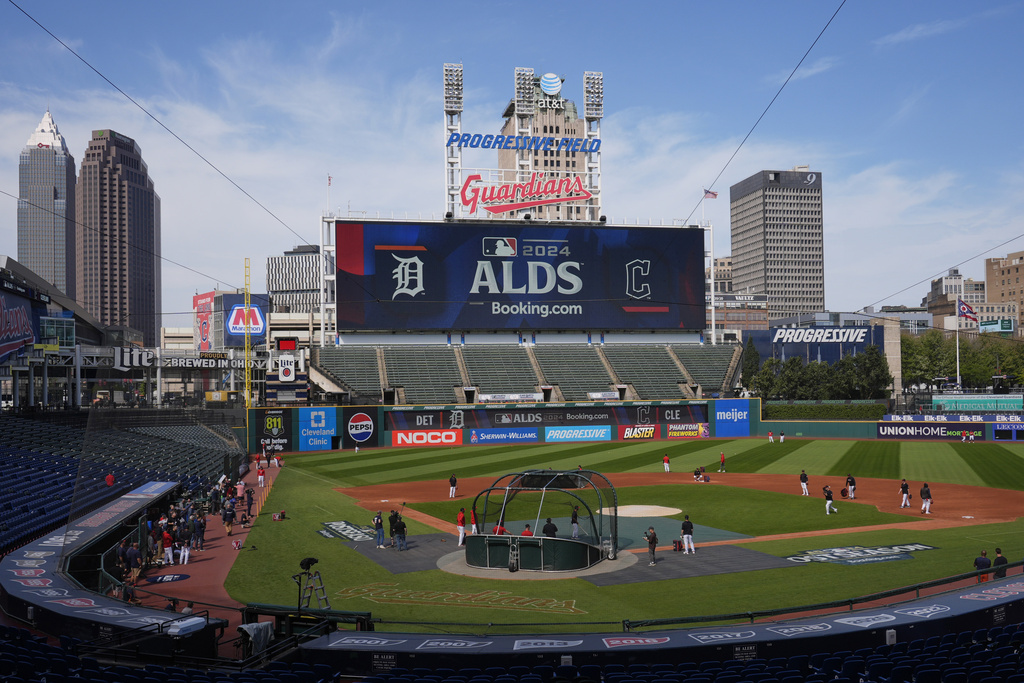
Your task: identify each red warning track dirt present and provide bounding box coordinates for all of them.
[338,472,1021,544]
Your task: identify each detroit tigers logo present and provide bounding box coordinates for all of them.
[392,255,425,299]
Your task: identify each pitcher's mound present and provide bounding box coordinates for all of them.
[606,505,682,517]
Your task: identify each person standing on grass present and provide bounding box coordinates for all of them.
[644,526,659,566]
[456,508,466,546]
[768,430,774,443]
[780,431,785,443]
[800,470,809,496]
[719,451,726,473]
[663,454,670,472]
[824,485,838,515]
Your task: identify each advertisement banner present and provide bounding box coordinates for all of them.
[299,407,338,451]
[0,291,38,363]
[192,292,214,351]
[713,399,752,438]
[385,404,707,431]
[544,426,612,443]
[220,293,269,348]
[469,428,540,444]
[343,408,380,450]
[392,429,463,447]
[257,408,293,454]
[747,326,883,368]
[618,424,659,440]
[876,424,985,441]
[884,414,1022,422]
[667,423,710,439]
[335,221,704,330]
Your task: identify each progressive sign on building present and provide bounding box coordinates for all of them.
[334,221,704,330]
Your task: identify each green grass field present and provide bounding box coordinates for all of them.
[224,438,1024,633]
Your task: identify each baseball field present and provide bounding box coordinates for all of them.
[223,437,1024,634]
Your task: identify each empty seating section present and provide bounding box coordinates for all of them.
[315,347,382,400]
[673,343,738,393]
[0,415,235,554]
[383,347,463,404]
[532,346,612,401]
[128,425,239,453]
[462,346,538,394]
[602,345,686,399]
[5,619,1023,683]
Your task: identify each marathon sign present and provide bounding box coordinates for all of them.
[667,423,710,439]
[876,424,985,441]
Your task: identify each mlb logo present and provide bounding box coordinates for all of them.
[482,237,517,257]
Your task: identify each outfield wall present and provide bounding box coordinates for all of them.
[247,399,759,454]
[247,401,1024,453]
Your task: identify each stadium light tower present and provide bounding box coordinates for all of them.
[443,63,464,218]
[583,71,604,221]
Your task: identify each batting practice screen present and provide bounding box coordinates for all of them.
[334,220,705,330]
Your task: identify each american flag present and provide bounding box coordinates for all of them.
[703,189,718,199]
[957,299,978,322]
[328,175,332,187]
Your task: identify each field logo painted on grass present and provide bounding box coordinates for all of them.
[335,583,585,614]
[785,543,938,565]
[321,520,375,542]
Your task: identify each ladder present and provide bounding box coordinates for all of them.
[301,570,331,609]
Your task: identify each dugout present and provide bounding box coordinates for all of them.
[464,469,617,571]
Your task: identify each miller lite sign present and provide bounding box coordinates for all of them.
[278,354,296,383]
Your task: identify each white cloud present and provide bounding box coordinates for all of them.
[874,19,963,47]
[764,56,838,86]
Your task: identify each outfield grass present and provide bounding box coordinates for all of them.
[225,438,1024,633]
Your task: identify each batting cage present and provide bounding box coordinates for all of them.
[464,469,618,572]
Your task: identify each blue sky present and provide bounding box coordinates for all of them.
[1,1,1022,328]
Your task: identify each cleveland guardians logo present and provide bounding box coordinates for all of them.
[348,413,374,443]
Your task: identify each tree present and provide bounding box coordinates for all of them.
[741,337,760,389]
[776,357,806,400]
[751,357,781,398]
[853,345,894,399]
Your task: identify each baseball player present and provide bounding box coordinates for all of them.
[663,454,670,472]
[680,515,696,554]
[800,470,809,496]
[823,485,838,514]
[920,483,932,514]
[899,479,910,508]
[456,508,466,545]
[768,430,774,443]
[449,473,458,498]
[571,506,580,539]
[846,474,856,500]
[780,431,785,443]
[719,451,726,472]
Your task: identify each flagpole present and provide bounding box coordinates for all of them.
[956,298,962,388]
[327,172,332,214]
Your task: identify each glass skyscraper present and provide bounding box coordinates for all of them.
[75,129,162,347]
[17,110,77,295]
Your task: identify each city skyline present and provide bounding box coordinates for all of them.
[1,2,1022,329]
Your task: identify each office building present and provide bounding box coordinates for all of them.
[17,111,77,294]
[729,166,825,319]
[75,129,161,346]
[496,70,600,221]
[267,244,321,314]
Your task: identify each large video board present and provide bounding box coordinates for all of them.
[335,221,704,330]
